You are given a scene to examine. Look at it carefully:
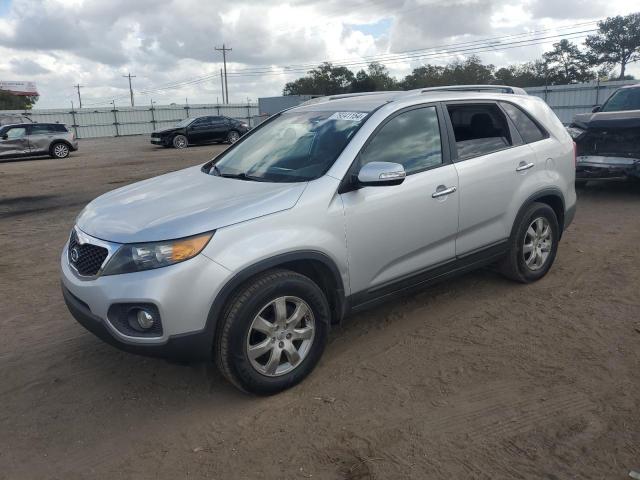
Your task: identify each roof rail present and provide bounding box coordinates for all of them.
[416,85,527,95]
[299,91,402,106]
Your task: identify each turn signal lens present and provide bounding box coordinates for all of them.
[170,234,212,261]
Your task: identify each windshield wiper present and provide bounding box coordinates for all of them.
[212,165,263,181]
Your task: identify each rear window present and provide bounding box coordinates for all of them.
[500,102,547,144]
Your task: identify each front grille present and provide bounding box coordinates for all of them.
[68,230,108,276]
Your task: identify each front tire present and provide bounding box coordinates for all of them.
[216,269,330,395]
[172,134,188,149]
[500,202,559,283]
[50,142,70,158]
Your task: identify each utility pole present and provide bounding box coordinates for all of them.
[73,84,83,109]
[219,68,225,104]
[215,44,232,104]
[122,73,136,107]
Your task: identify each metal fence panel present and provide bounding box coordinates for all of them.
[0,103,260,139]
[525,80,637,123]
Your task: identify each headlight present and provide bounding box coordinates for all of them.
[102,232,213,275]
[566,126,586,139]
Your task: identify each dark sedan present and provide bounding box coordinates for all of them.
[151,115,249,149]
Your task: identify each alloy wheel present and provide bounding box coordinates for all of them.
[523,217,552,271]
[246,296,315,377]
[54,144,69,158]
[228,131,240,143]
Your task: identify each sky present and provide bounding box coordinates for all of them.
[0,0,637,109]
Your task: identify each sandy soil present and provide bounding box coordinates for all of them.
[1,136,639,480]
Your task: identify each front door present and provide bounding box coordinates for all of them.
[0,126,30,157]
[340,105,459,298]
[187,117,215,144]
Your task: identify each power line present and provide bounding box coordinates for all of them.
[79,20,602,106]
[122,73,136,107]
[215,44,232,104]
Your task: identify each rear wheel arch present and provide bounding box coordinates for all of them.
[512,189,565,238]
[49,140,72,156]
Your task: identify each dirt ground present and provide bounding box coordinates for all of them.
[1,136,639,480]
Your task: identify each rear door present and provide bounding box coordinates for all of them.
[27,124,55,154]
[444,102,533,255]
[0,126,30,157]
[210,116,229,141]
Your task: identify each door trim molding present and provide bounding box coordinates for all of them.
[347,239,508,312]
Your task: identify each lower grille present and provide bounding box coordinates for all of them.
[68,230,109,276]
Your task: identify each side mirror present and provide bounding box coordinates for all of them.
[1,134,7,140]
[592,105,601,113]
[357,161,406,187]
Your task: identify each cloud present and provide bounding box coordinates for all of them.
[9,58,50,75]
[0,0,637,108]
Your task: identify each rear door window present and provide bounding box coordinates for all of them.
[499,102,547,144]
[446,103,513,161]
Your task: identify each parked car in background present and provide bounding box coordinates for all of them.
[0,113,32,126]
[0,123,77,159]
[150,115,249,149]
[567,83,640,185]
[62,87,575,394]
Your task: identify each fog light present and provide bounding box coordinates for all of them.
[136,309,155,329]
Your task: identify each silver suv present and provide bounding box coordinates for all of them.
[61,87,576,394]
[0,123,78,159]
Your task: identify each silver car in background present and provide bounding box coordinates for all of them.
[61,87,576,394]
[0,122,78,159]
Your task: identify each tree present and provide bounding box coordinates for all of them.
[0,91,39,110]
[399,56,494,89]
[283,62,355,96]
[543,40,594,84]
[351,62,397,92]
[399,64,446,89]
[586,13,640,79]
[494,61,548,87]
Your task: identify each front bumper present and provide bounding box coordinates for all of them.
[576,155,640,179]
[60,242,232,361]
[150,137,165,145]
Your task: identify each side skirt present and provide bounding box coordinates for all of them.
[346,240,508,313]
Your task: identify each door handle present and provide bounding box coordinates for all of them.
[432,185,457,198]
[516,162,535,172]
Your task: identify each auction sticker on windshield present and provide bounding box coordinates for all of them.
[328,112,367,121]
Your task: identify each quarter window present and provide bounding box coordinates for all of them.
[446,103,512,160]
[500,102,547,144]
[359,107,443,175]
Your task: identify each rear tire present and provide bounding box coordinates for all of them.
[216,269,330,395]
[500,202,559,283]
[50,142,70,159]
[227,130,240,144]
[172,134,188,149]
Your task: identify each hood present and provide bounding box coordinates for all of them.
[77,166,307,243]
[152,127,180,135]
[572,109,640,129]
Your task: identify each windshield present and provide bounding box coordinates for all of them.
[211,110,367,182]
[175,117,196,127]
[601,88,640,112]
